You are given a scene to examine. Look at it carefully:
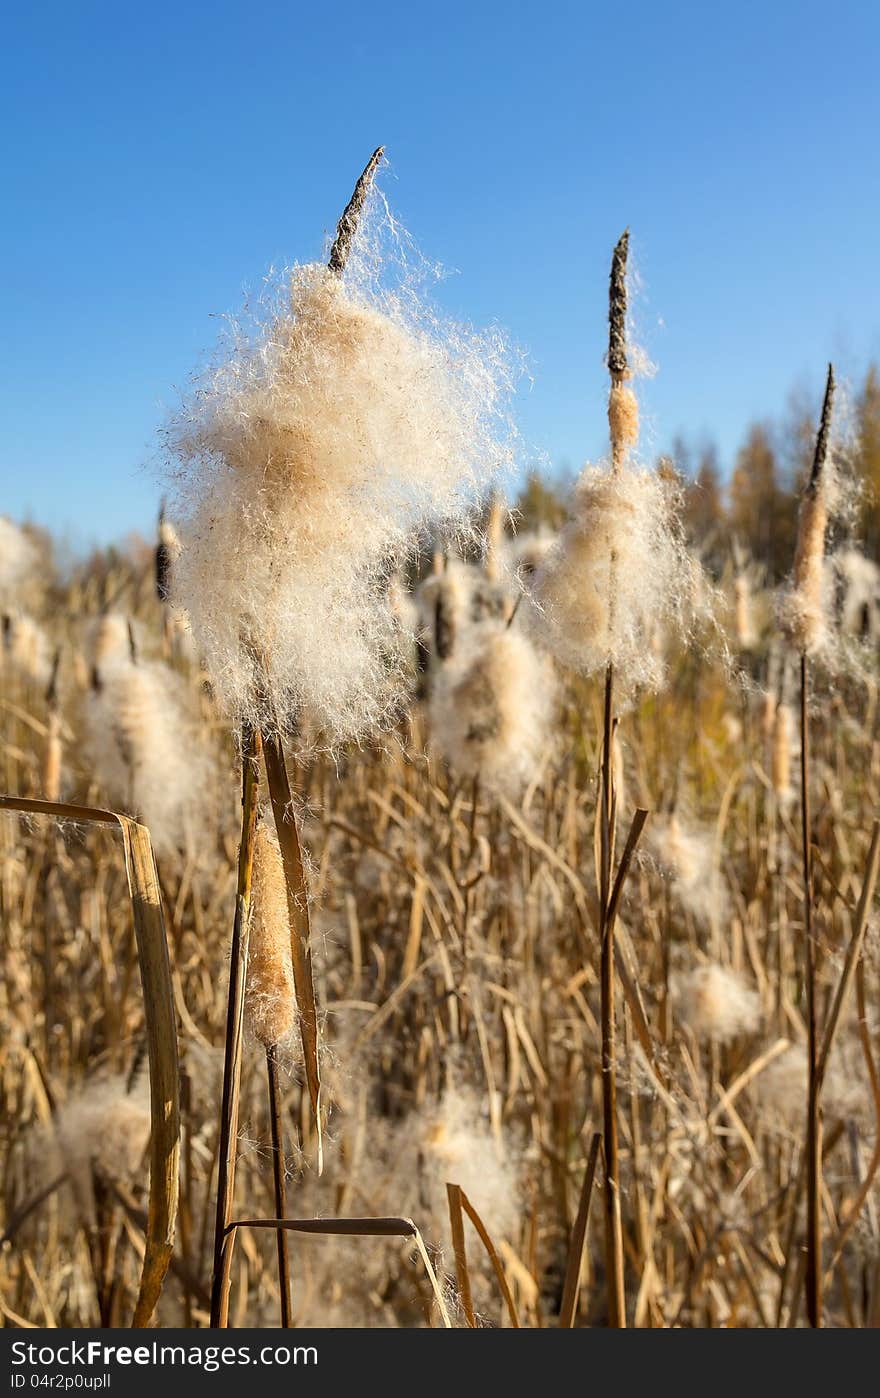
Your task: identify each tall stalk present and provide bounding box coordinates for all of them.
[598,230,629,1327]
[210,151,385,1328]
[265,1044,293,1326]
[798,363,835,1329]
[210,725,262,1326]
[599,661,625,1325]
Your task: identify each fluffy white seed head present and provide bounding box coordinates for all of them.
[672,962,761,1044]
[503,526,557,582]
[83,655,212,857]
[163,200,518,745]
[430,625,556,796]
[649,814,727,926]
[418,559,509,663]
[46,1072,151,1229]
[830,548,880,640]
[411,1087,520,1248]
[529,465,696,692]
[0,516,41,603]
[758,1043,864,1132]
[2,613,52,689]
[88,612,134,682]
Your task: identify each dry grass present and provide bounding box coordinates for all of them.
[2,518,880,1329]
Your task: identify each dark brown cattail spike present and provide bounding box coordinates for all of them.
[156,500,172,603]
[608,230,629,382]
[808,364,835,495]
[327,147,385,276]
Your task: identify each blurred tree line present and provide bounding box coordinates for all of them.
[516,363,880,581]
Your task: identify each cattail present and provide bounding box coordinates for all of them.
[412,1087,519,1246]
[608,382,640,463]
[155,504,180,603]
[1,613,52,689]
[83,654,210,856]
[0,516,40,603]
[829,547,880,640]
[89,611,133,686]
[531,233,702,693]
[771,700,794,802]
[782,366,835,655]
[162,182,517,745]
[423,562,469,662]
[649,814,726,926]
[430,625,555,796]
[758,1043,863,1132]
[505,526,557,581]
[43,710,62,801]
[43,648,63,802]
[484,492,506,582]
[41,1072,151,1229]
[672,962,761,1044]
[419,559,507,665]
[166,604,200,666]
[245,821,298,1048]
[734,572,756,649]
[530,468,695,691]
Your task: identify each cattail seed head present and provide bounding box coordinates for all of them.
[608,382,639,455]
[786,491,829,654]
[649,814,727,926]
[89,612,133,685]
[39,1071,151,1230]
[246,821,298,1049]
[430,625,555,797]
[44,709,63,802]
[163,190,517,746]
[530,466,696,692]
[83,657,210,856]
[771,700,794,802]
[156,510,181,603]
[0,516,40,604]
[672,962,762,1044]
[781,366,836,656]
[1,613,52,689]
[733,573,756,649]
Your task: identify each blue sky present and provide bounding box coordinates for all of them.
[1,1,878,550]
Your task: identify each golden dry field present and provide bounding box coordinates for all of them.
[2,158,880,1332]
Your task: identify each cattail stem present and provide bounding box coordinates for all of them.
[599,662,626,1327]
[210,725,262,1327]
[800,650,822,1327]
[265,1044,293,1326]
[598,229,632,1325]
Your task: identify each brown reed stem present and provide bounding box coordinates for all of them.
[599,662,625,1327]
[266,1043,293,1327]
[210,724,262,1327]
[559,1131,602,1327]
[800,650,822,1327]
